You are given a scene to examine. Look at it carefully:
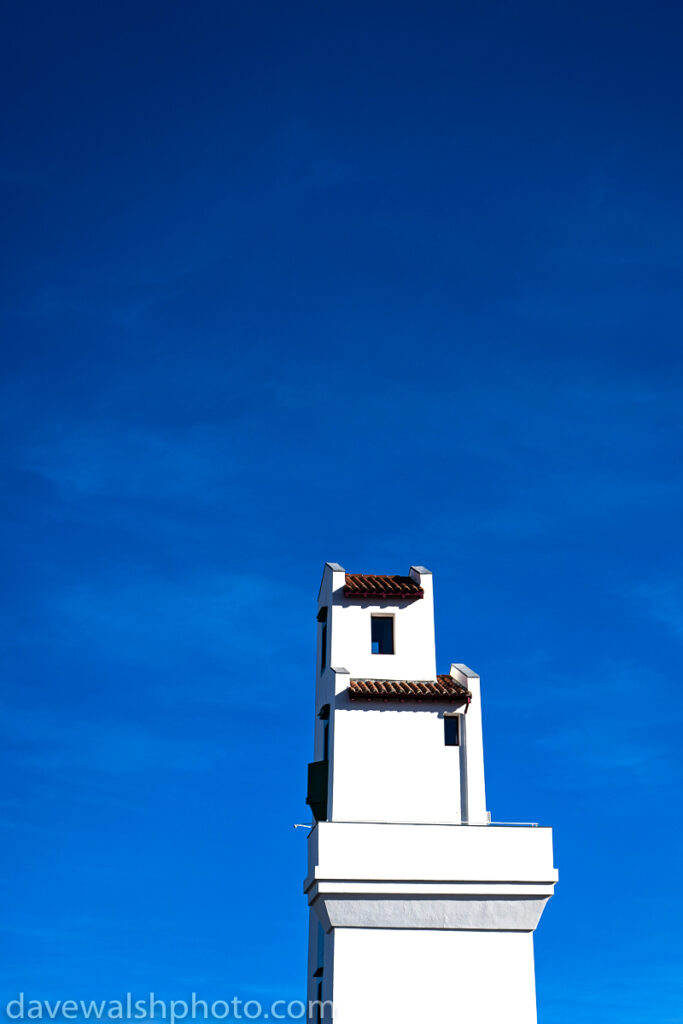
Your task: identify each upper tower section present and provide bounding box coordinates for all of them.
[309,562,485,825]
[317,562,436,682]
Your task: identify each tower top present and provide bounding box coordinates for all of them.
[317,563,436,682]
[320,562,430,599]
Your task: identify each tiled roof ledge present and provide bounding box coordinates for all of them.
[348,676,471,702]
[344,573,424,599]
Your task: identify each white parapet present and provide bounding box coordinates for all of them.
[305,821,557,932]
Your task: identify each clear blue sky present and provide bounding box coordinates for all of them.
[2,2,682,1021]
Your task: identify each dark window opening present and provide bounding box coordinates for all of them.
[319,705,330,760]
[306,759,329,822]
[315,923,325,975]
[320,622,327,671]
[317,607,328,672]
[444,716,460,746]
[371,616,394,654]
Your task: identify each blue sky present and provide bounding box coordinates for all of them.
[2,1,683,1020]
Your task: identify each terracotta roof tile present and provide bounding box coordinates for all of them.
[344,574,423,599]
[349,675,471,703]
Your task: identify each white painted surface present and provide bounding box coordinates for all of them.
[312,881,555,895]
[308,821,557,884]
[306,821,556,935]
[331,928,538,1024]
[313,894,551,931]
[306,564,555,1024]
[453,665,487,823]
[330,702,462,822]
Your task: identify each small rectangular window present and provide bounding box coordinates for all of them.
[371,616,394,654]
[444,716,460,746]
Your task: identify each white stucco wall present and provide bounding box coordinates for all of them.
[453,665,487,823]
[308,821,557,885]
[330,927,538,1024]
[330,701,462,822]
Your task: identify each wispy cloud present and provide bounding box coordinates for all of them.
[489,652,682,790]
[23,422,242,500]
[47,571,309,675]
[0,703,225,777]
[631,578,683,641]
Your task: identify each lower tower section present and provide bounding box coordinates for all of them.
[305,822,557,1024]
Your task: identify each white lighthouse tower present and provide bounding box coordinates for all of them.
[304,563,557,1024]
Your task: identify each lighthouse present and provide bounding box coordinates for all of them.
[304,563,557,1023]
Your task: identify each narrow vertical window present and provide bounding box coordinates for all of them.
[371,615,394,654]
[316,923,325,973]
[319,704,330,762]
[320,621,327,671]
[317,607,328,672]
[444,716,460,746]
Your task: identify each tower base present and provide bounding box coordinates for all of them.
[305,822,557,1024]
